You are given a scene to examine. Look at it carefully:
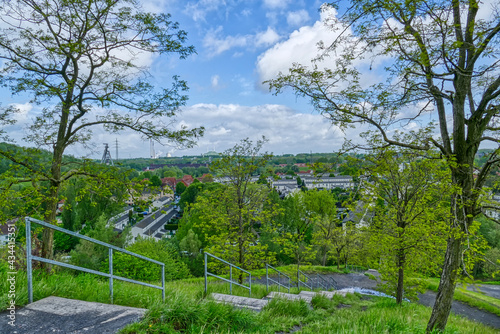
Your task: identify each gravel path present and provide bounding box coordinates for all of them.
[257,271,500,330]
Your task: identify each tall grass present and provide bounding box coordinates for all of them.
[2,269,498,333]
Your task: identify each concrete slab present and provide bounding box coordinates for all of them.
[299,290,350,298]
[211,293,269,311]
[266,291,313,303]
[0,296,146,334]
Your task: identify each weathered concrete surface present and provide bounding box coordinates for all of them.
[266,291,313,303]
[0,296,146,334]
[299,290,350,299]
[211,293,269,311]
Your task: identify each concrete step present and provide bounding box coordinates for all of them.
[210,293,269,312]
[1,296,146,334]
[265,291,313,303]
[299,290,351,298]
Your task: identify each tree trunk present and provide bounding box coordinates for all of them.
[322,247,327,266]
[396,249,405,304]
[427,159,474,332]
[41,145,64,267]
[426,236,462,332]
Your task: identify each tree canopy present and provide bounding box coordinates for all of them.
[268,1,500,331]
[0,0,202,260]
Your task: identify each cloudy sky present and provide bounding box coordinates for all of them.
[2,0,364,158]
[4,0,494,159]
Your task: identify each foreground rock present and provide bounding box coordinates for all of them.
[0,296,146,334]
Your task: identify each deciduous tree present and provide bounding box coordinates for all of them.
[0,0,202,260]
[268,1,500,330]
[362,148,450,303]
[189,139,277,281]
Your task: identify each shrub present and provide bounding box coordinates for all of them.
[107,238,191,282]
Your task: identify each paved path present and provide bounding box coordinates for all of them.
[326,272,500,330]
[464,283,500,299]
[259,272,500,329]
[0,296,146,334]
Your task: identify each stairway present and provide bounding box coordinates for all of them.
[211,289,353,312]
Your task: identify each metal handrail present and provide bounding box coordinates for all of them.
[25,217,165,304]
[347,264,365,273]
[316,273,329,290]
[330,277,339,290]
[265,264,290,293]
[297,269,312,291]
[204,252,251,297]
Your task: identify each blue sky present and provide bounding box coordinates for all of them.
[6,0,352,158]
[5,0,495,159]
[140,0,350,157]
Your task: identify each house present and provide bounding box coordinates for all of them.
[56,199,65,215]
[302,175,354,190]
[161,177,177,189]
[180,175,194,187]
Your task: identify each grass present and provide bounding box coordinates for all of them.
[421,277,500,317]
[121,291,497,333]
[480,281,500,285]
[2,268,498,333]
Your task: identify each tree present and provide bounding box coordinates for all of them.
[175,182,187,196]
[0,0,202,261]
[150,175,162,188]
[305,189,339,266]
[363,148,450,303]
[70,215,130,271]
[275,192,316,281]
[190,138,276,281]
[267,1,500,330]
[327,222,360,270]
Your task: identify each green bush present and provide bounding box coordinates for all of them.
[107,238,191,282]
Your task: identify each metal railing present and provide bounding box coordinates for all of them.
[315,273,330,290]
[204,252,251,297]
[265,264,290,292]
[297,269,312,291]
[346,264,366,273]
[25,217,165,304]
[330,277,339,290]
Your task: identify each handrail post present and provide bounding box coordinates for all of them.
[230,266,232,295]
[297,270,300,291]
[162,264,165,302]
[278,272,280,292]
[24,217,165,304]
[266,264,268,292]
[109,248,113,304]
[26,218,33,304]
[204,252,208,295]
[249,273,251,297]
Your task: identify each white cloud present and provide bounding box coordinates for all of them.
[263,0,290,9]
[203,26,248,57]
[9,102,33,122]
[256,7,385,90]
[141,0,173,14]
[3,100,367,158]
[203,26,281,57]
[173,103,349,155]
[256,7,341,85]
[211,74,220,88]
[255,27,281,47]
[184,0,226,22]
[286,10,310,27]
